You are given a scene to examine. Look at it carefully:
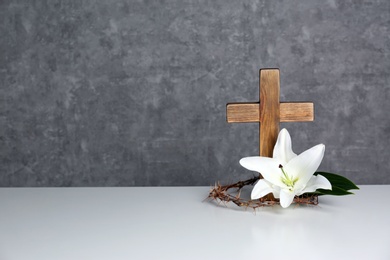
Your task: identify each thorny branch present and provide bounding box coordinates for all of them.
[208,175,318,209]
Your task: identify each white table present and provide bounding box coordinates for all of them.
[0,185,389,260]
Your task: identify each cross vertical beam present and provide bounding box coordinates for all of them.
[259,69,280,157]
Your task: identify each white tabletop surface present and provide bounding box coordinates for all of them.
[0,185,389,260]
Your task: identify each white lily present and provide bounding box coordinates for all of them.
[240,128,332,208]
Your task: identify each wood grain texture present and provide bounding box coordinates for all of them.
[226,103,259,122]
[259,69,280,158]
[280,102,314,122]
[226,102,314,122]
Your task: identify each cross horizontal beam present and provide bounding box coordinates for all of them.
[226,102,314,123]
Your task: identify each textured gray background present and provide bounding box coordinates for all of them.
[1,0,389,187]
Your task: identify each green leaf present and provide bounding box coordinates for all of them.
[314,172,359,191]
[314,186,355,196]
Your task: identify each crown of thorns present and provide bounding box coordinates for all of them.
[207,175,319,209]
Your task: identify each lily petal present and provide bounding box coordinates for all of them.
[239,157,285,187]
[251,179,274,199]
[272,186,281,198]
[279,189,295,208]
[298,174,332,195]
[273,128,297,165]
[284,144,325,187]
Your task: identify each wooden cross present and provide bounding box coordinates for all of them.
[227,69,314,158]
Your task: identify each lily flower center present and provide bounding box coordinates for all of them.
[279,164,298,189]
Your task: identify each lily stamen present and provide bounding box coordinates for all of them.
[278,164,296,187]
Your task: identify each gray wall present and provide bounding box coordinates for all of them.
[1,0,389,187]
